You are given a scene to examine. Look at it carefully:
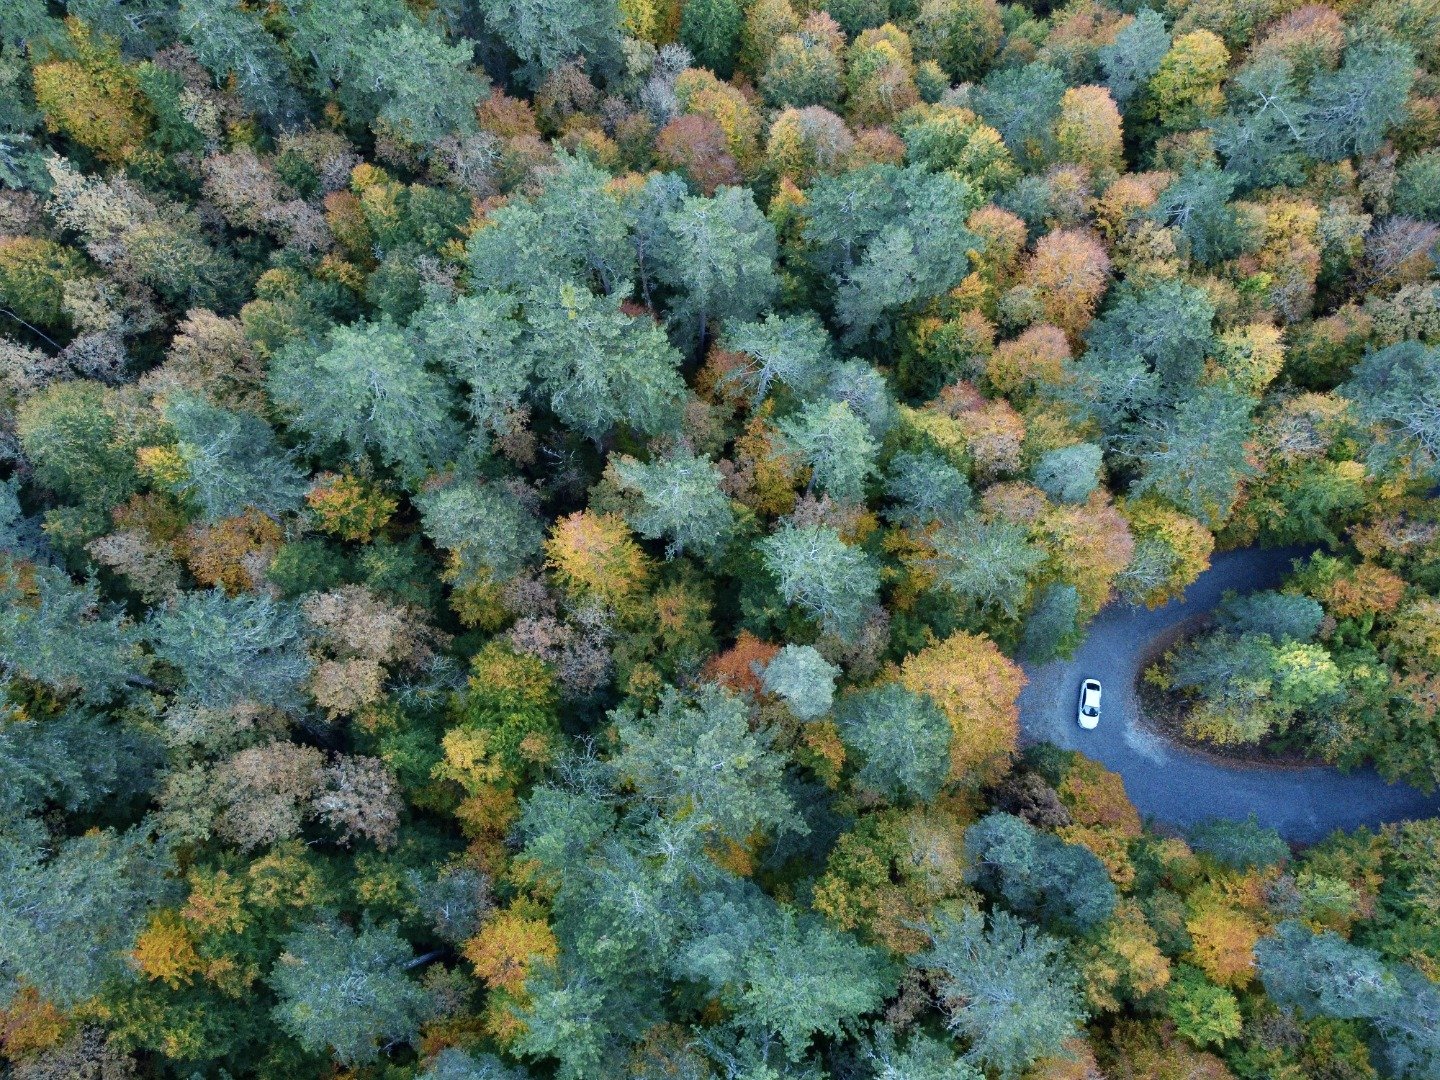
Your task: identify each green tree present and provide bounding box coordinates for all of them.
[0,826,176,1008]
[681,0,745,80]
[653,186,778,356]
[915,909,1086,1079]
[859,1029,986,1080]
[164,395,307,521]
[677,892,892,1060]
[1259,877,1440,1072]
[178,0,300,122]
[288,0,409,107]
[762,644,839,719]
[0,236,84,330]
[780,399,878,503]
[612,684,804,843]
[0,707,161,824]
[825,0,890,38]
[973,62,1066,169]
[514,958,654,1080]
[913,0,1004,82]
[833,683,951,802]
[1032,443,1102,505]
[418,293,528,445]
[269,318,463,483]
[147,589,312,708]
[1073,279,1216,434]
[830,169,979,341]
[1393,149,1440,221]
[0,564,143,703]
[1022,583,1083,663]
[1256,920,1396,1020]
[270,917,435,1066]
[421,1048,532,1079]
[1216,590,1323,642]
[354,23,487,147]
[1213,57,1308,190]
[761,14,846,110]
[1189,815,1290,870]
[928,514,1046,619]
[731,906,892,1060]
[901,105,1018,196]
[467,153,636,297]
[760,522,881,638]
[1166,964,1242,1048]
[15,380,145,514]
[1150,167,1245,266]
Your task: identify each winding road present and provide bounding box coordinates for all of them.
[1018,547,1440,843]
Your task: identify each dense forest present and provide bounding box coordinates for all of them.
[2,0,1440,1075]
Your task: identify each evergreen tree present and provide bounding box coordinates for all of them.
[653,186,778,356]
[780,398,878,503]
[833,683,951,801]
[612,450,736,558]
[722,313,837,405]
[0,826,176,1007]
[964,812,1118,934]
[885,450,973,528]
[269,319,463,483]
[928,514,1046,619]
[270,917,435,1066]
[1099,8,1169,108]
[1032,443,1102,505]
[147,589,312,708]
[521,283,687,441]
[760,522,881,637]
[164,395,307,521]
[762,644,840,720]
[1301,39,1415,163]
[1342,342,1440,479]
[916,909,1087,1078]
[475,0,625,85]
[612,684,804,843]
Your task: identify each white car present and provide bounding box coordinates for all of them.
[1077,679,1102,729]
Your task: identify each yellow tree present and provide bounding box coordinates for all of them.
[1023,228,1112,342]
[1055,86,1125,174]
[31,20,153,165]
[1117,499,1215,607]
[899,631,1027,787]
[1148,30,1229,131]
[1075,900,1171,1013]
[985,323,1071,400]
[1186,895,1263,988]
[544,510,653,609]
[1038,495,1136,619]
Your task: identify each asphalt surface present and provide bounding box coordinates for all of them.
[1018,546,1440,843]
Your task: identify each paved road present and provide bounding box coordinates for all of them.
[1018,546,1440,843]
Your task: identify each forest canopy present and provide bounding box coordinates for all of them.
[3,0,1440,1076]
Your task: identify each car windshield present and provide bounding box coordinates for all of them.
[1082,706,1098,716]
